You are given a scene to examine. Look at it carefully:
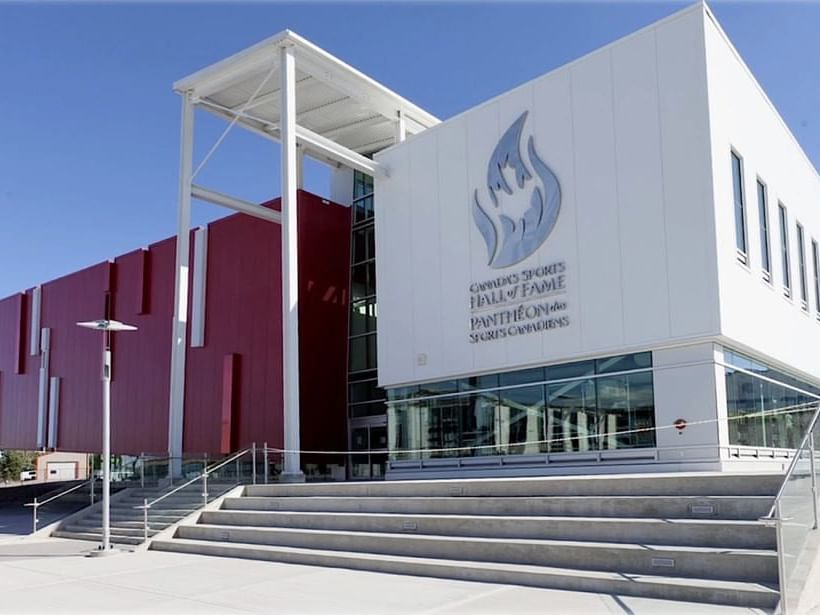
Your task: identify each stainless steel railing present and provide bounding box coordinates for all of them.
[25,476,100,533]
[760,403,820,614]
[136,443,266,543]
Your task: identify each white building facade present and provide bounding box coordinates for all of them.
[373,4,820,478]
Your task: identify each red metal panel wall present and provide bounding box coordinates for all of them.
[182,191,351,456]
[0,190,350,460]
[0,291,39,449]
[297,191,351,466]
[110,239,175,455]
[182,201,284,454]
[42,263,110,453]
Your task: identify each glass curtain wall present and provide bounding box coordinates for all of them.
[388,352,656,460]
[724,349,820,449]
[347,171,387,478]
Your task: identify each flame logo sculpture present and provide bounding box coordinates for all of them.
[472,111,561,268]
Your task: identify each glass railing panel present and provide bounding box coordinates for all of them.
[777,446,815,585]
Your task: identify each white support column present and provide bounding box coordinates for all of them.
[167,90,195,472]
[296,144,305,190]
[279,44,304,482]
[394,110,407,144]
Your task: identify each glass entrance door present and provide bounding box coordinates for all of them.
[349,419,387,480]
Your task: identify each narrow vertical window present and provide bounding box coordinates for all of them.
[797,223,808,310]
[812,239,820,318]
[731,152,748,262]
[757,180,771,281]
[779,203,791,297]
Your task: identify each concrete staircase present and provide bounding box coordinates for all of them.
[150,472,783,609]
[52,483,233,546]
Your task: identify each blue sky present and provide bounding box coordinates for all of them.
[1,1,818,299]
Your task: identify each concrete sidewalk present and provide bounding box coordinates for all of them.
[0,537,767,614]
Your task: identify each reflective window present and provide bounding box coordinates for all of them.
[350,299,377,335]
[596,372,656,450]
[349,333,377,372]
[388,404,419,460]
[459,374,500,393]
[813,240,820,317]
[460,393,498,456]
[779,203,791,296]
[498,386,545,455]
[757,180,772,281]
[419,380,458,396]
[547,360,595,381]
[546,379,597,452]
[388,351,657,460]
[424,398,465,458]
[731,151,748,260]
[725,349,819,448]
[797,222,808,310]
[595,352,651,375]
[499,367,545,387]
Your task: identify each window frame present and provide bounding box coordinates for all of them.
[813,239,820,320]
[778,202,792,298]
[756,178,772,283]
[797,221,809,311]
[731,151,749,264]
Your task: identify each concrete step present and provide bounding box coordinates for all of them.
[73,519,173,531]
[61,524,161,538]
[86,510,193,521]
[150,538,779,609]
[174,524,778,583]
[52,530,142,546]
[198,510,775,550]
[116,496,211,507]
[221,495,773,521]
[243,472,783,498]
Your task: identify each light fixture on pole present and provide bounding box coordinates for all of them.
[77,319,137,555]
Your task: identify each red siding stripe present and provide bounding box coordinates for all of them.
[14,293,24,375]
[220,354,236,455]
[136,249,149,315]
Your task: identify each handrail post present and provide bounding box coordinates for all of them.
[202,453,209,507]
[811,427,819,530]
[252,442,257,485]
[32,498,38,533]
[90,476,95,506]
[140,452,145,489]
[143,499,149,543]
[263,442,269,485]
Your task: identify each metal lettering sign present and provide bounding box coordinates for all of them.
[472,111,562,269]
[468,111,569,343]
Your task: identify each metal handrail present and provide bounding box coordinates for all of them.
[135,444,256,543]
[756,403,820,614]
[762,403,820,522]
[138,446,252,511]
[25,476,98,533]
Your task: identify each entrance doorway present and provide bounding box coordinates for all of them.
[349,417,387,480]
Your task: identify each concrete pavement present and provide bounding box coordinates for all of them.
[0,537,768,614]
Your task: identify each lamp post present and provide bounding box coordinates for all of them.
[77,319,137,554]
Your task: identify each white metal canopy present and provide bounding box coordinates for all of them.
[174,29,440,173]
[167,30,439,478]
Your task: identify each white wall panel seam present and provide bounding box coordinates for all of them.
[406,150,419,381]
[651,30,676,337]
[607,49,628,346]
[566,71,585,349]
